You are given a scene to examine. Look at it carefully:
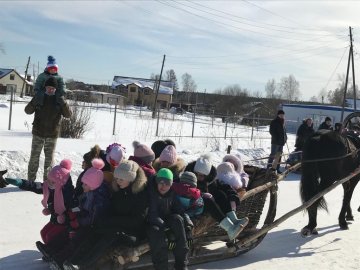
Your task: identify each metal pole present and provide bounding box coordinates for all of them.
[227,145,231,154]
[112,104,117,135]
[212,110,214,127]
[192,111,195,138]
[8,86,14,130]
[251,114,255,141]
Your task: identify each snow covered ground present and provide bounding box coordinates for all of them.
[0,96,359,270]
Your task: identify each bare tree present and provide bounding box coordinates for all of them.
[278,74,300,101]
[216,84,248,97]
[181,73,197,102]
[327,74,359,106]
[265,79,276,98]
[165,69,178,91]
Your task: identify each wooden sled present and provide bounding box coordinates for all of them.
[85,164,288,270]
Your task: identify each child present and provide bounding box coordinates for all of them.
[172,171,204,218]
[33,55,65,107]
[63,160,148,269]
[211,162,249,238]
[153,145,186,182]
[151,139,176,159]
[147,168,193,270]
[4,159,74,245]
[185,155,246,241]
[101,143,126,183]
[184,154,217,194]
[129,141,156,178]
[222,154,249,190]
[42,158,111,269]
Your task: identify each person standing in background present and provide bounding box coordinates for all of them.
[267,110,287,173]
[26,77,72,181]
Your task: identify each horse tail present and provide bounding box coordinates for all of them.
[300,135,327,211]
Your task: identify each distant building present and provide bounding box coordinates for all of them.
[111,76,173,108]
[66,89,126,106]
[0,68,33,95]
[282,103,355,132]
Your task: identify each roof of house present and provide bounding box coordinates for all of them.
[112,76,173,95]
[0,68,13,79]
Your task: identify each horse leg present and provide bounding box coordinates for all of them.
[301,204,318,237]
[339,179,358,229]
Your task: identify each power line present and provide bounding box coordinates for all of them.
[178,0,345,37]
[155,0,345,43]
[323,46,349,90]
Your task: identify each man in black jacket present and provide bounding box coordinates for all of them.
[295,118,315,151]
[318,116,333,130]
[267,110,287,173]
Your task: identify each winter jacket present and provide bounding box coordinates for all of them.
[209,179,240,206]
[34,71,65,96]
[153,157,186,182]
[295,122,315,151]
[76,182,111,227]
[171,182,204,217]
[184,161,217,193]
[269,116,287,146]
[318,121,333,131]
[96,167,148,237]
[128,155,156,179]
[25,94,71,138]
[147,176,193,229]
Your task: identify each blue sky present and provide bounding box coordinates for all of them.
[1,0,359,100]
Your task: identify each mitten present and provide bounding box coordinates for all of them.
[42,208,51,216]
[4,178,23,187]
[165,228,176,250]
[57,214,65,224]
[185,227,193,248]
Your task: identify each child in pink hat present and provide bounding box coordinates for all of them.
[39,158,111,268]
[153,145,186,182]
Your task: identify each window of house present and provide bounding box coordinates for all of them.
[144,89,150,95]
[130,86,136,92]
[10,74,15,80]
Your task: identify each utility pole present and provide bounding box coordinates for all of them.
[152,54,166,119]
[20,56,30,98]
[341,27,356,122]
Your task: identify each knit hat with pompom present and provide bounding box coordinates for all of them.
[81,158,105,190]
[42,159,72,224]
[46,55,58,72]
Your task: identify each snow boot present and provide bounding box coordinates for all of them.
[36,241,52,262]
[219,217,245,241]
[226,211,250,228]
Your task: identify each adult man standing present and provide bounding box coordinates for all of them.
[25,77,72,181]
[267,110,287,173]
[295,118,315,151]
[318,116,333,130]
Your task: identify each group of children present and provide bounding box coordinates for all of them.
[2,139,250,270]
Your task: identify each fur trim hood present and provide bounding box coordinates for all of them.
[222,154,244,173]
[153,157,186,175]
[112,166,147,194]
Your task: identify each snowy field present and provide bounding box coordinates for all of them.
[0,95,359,270]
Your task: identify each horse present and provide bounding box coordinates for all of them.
[300,129,360,236]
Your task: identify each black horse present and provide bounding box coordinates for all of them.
[300,130,360,236]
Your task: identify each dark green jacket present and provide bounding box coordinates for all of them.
[25,95,71,138]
